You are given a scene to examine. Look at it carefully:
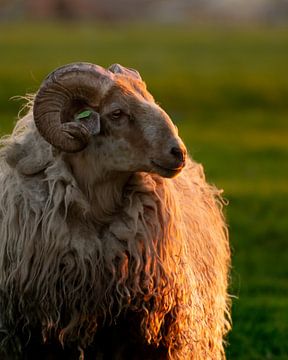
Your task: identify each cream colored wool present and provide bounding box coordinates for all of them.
[0,113,230,359]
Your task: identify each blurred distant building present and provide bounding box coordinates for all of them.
[0,0,287,23]
[25,0,156,20]
[25,0,96,19]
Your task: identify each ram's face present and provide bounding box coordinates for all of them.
[33,62,186,178]
[91,80,186,178]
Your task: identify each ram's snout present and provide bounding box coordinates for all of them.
[146,108,187,178]
[170,139,187,168]
[151,138,187,178]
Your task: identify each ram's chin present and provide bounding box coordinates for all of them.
[150,161,184,179]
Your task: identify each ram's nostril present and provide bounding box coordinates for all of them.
[170,146,186,163]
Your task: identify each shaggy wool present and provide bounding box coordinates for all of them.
[0,113,230,359]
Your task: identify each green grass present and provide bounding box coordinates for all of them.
[0,22,287,359]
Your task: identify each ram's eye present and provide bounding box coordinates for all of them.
[111,109,123,120]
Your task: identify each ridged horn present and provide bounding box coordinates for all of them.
[33,62,113,153]
[108,63,142,80]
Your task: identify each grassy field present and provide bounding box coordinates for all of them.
[0,22,287,359]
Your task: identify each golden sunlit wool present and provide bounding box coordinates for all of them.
[0,102,230,358]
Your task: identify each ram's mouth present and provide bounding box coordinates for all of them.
[151,160,184,178]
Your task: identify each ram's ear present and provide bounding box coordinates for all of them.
[74,109,100,136]
[108,63,142,81]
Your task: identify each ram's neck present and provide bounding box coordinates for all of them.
[64,152,131,223]
[87,174,130,223]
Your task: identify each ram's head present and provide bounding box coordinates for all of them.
[33,62,186,178]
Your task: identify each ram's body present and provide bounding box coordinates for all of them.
[0,63,230,359]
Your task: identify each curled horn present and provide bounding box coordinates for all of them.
[33,62,113,153]
[108,63,142,81]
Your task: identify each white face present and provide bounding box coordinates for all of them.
[87,86,187,179]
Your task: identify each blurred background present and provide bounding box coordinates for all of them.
[0,1,287,358]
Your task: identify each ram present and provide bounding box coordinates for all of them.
[0,62,230,359]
